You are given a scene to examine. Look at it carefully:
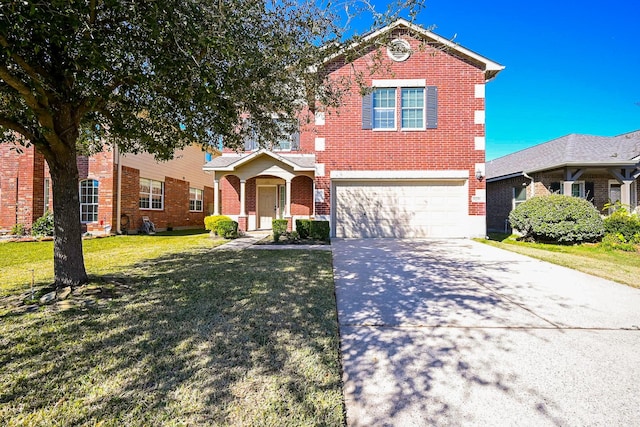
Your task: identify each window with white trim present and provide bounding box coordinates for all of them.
[401,88,425,129]
[570,182,585,198]
[365,86,436,130]
[44,178,50,211]
[79,179,99,223]
[189,188,203,212]
[373,88,396,129]
[513,186,527,209]
[140,178,164,210]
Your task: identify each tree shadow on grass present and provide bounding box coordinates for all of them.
[0,248,344,426]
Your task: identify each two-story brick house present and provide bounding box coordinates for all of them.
[0,143,215,234]
[204,19,504,238]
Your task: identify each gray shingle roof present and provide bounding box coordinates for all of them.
[486,130,640,180]
[203,150,316,171]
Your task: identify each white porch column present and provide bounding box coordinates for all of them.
[285,179,292,217]
[213,179,220,215]
[621,182,632,208]
[609,168,638,209]
[239,180,247,216]
[562,181,574,197]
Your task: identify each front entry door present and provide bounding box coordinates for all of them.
[258,186,277,229]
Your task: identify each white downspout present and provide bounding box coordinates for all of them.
[523,172,535,196]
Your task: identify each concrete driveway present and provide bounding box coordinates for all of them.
[332,239,640,426]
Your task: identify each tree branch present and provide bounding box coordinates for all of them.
[0,34,52,105]
[0,65,50,115]
[0,117,37,142]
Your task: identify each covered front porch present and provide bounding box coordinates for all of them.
[204,150,316,231]
[531,165,640,212]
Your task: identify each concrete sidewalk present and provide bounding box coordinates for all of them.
[212,231,269,250]
[332,238,640,426]
[214,231,332,251]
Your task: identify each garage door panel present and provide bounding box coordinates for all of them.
[334,181,467,238]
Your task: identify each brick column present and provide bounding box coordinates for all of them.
[237,216,248,232]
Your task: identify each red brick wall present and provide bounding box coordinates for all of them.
[246,178,256,215]
[0,144,45,230]
[302,33,488,217]
[119,166,140,233]
[119,166,210,232]
[291,176,313,216]
[2,146,210,233]
[85,151,116,234]
[221,175,241,215]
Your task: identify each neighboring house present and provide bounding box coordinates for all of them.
[204,19,504,238]
[0,143,216,234]
[486,131,640,232]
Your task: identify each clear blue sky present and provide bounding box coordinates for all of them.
[357,0,640,160]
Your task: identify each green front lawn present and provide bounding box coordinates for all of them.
[478,234,640,288]
[0,232,344,426]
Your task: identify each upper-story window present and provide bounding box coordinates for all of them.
[79,179,99,223]
[401,88,425,129]
[243,119,299,152]
[140,178,164,210]
[363,83,437,131]
[373,88,396,129]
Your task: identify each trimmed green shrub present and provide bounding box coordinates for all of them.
[216,220,238,239]
[603,209,640,244]
[287,230,300,241]
[600,233,638,252]
[31,211,54,237]
[11,223,27,236]
[309,220,330,241]
[295,219,311,239]
[272,219,288,242]
[509,194,604,243]
[204,215,232,233]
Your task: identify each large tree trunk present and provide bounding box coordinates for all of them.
[47,147,88,289]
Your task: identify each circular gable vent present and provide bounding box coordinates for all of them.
[387,39,412,62]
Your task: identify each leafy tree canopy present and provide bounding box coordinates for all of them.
[0,0,423,287]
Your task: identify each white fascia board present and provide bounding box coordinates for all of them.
[525,161,639,174]
[323,19,504,78]
[203,150,315,172]
[485,172,524,183]
[362,19,504,72]
[330,170,469,180]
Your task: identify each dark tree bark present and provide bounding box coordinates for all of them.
[45,141,88,289]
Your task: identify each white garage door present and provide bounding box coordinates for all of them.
[333,180,468,238]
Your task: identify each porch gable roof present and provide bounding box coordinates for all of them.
[203,149,316,172]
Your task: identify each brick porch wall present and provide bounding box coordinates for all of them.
[291,176,313,216]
